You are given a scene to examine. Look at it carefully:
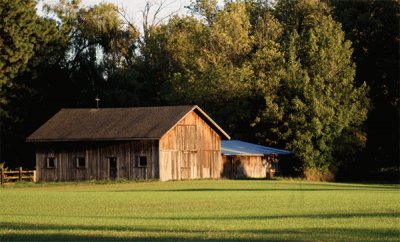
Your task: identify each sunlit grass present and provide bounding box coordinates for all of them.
[0,180,399,241]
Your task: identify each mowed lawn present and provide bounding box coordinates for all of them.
[0,180,399,241]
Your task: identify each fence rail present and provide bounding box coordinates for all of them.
[0,167,36,184]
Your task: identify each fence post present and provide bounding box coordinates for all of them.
[33,171,37,182]
[1,168,3,185]
[19,167,22,182]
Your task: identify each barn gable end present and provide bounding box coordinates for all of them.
[159,110,223,181]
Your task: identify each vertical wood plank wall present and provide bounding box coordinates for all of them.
[220,155,267,179]
[159,111,222,181]
[35,140,159,182]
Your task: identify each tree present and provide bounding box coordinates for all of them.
[254,0,369,175]
[0,0,59,167]
[0,0,57,113]
[160,1,261,137]
[42,0,140,107]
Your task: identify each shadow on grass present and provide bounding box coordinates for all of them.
[4,211,400,222]
[151,212,400,221]
[1,221,399,241]
[0,234,282,242]
[100,181,399,193]
[108,186,400,193]
[3,179,399,191]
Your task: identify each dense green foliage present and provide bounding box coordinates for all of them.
[259,1,369,171]
[0,0,60,167]
[0,0,398,180]
[330,0,400,177]
[0,0,54,99]
[1,180,399,241]
[146,0,369,173]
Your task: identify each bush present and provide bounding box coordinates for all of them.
[303,168,335,182]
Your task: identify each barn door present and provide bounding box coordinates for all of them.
[180,152,191,179]
[109,157,117,179]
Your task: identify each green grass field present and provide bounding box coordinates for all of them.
[0,180,399,241]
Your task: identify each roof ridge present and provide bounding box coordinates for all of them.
[60,105,196,110]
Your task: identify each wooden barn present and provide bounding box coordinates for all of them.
[220,140,290,179]
[27,105,230,182]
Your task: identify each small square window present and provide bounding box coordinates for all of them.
[138,156,147,167]
[47,157,56,168]
[76,157,86,168]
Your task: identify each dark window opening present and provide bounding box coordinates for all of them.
[138,156,147,167]
[109,157,117,179]
[47,157,56,168]
[76,157,86,168]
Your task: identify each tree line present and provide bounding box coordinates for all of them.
[1,0,398,181]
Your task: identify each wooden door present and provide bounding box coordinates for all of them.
[180,152,191,179]
[109,157,117,179]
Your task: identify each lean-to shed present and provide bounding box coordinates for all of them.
[220,140,290,179]
[27,105,230,182]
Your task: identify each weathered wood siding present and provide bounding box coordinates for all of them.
[159,111,221,181]
[220,155,267,179]
[35,140,159,182]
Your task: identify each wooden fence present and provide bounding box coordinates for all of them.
[0,167,36,184]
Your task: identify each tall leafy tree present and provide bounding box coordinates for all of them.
[43,0,139,108]
[0,0,59,166]
[255,0,369,174]
[0,0,48,94]
[160,1,261,137]
[0,0,58,116]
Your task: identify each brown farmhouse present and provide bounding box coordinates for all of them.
[27,106,230,182]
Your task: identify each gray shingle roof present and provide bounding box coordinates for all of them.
[27,105,230,142]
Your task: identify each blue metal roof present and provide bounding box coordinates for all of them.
[221,140,291,156]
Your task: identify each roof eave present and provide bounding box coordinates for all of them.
[26,137,160,142]
[222,153,265,156]
[192,106,231,140]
